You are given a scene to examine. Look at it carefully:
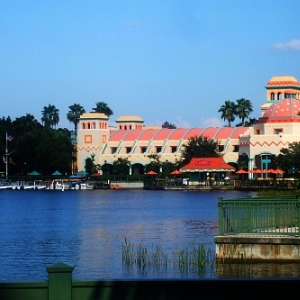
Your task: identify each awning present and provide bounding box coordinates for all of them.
[180,157,235,172]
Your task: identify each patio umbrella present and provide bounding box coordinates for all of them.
[52,170,62,176]
[146,170,157,175]
[236,169,247,174]
[170,170,182,175]
[28,170,41,176]
[274,169,285,174]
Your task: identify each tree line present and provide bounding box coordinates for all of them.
[0,101,114,176]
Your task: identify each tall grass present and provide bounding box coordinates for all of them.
[122,238,258,278]
[122,238,216,277]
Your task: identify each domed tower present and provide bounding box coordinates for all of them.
[260,76,300,116]
[77,113,109,172]
[240,97,300,175]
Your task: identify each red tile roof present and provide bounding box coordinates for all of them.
[123,130,143,141]
[180,157,235,172]
[153,129,173,140]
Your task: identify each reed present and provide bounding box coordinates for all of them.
[122,238,216,276]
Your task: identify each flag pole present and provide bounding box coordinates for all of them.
[5,132,8,180]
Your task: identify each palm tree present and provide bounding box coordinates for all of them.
[67,104,85,142]
[92,102,113,117]
[218,100,236,127]
[41,104,60,128]
[235,98,253,126]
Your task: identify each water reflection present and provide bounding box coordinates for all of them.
[0,189,299,280]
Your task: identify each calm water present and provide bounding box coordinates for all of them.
[0,189,299,281]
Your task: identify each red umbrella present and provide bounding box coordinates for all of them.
[146,170,157,175]
[170,170,182,175]
[236,169,247,174]
[274,169,285,174]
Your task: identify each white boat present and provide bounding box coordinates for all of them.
[0,181,12,190]
[69,173,94,190]
[47,180,68,191]
[34,180,47,190]
[11,181,35,190]
[71,182,94,190]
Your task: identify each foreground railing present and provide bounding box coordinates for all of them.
[218,196,300,236]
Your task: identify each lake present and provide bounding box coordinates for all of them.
[1,189,300,281]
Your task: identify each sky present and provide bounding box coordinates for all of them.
[1,0,300,130]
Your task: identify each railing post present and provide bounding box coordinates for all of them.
[218,197,223,235]
[298,196,300,237]
[46,262,74,300]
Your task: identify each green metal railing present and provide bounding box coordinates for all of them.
[218,196,300,236]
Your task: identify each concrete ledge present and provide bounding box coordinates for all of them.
[214,235,300,262]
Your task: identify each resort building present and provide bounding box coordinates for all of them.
[77,75,300,177]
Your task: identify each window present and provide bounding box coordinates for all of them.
[126,147,132,154]
[141,147,147,153]
[156,147,162,153]
[233,145,239,152]
[84,135,92,143]
[102,135,107,143]
[82,123,86,129]
[277,92,282,100]
[256,129,260,135]
[274,128,283,135]
[111,147,117,154]
[270,93,275,100]
[218,145,224,152]
[171,146,177,153]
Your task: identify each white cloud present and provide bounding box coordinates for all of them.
[125,20,143,27]
[175,116,191,128]
[274,38,300,51]
[200,117,223,128]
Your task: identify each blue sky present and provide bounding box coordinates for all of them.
[1,0,300,129]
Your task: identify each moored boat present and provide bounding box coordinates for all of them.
[0,181,12,190]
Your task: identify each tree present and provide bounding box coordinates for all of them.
[235,98,253,126]
[113,157,130,175]
[180,135,220,165]
[41,104,60,128]
[67,104,85,142]
[85,154,101,174]
[144,154,161,174]
[92,102,113,117]
[243,118,257,127]
[162,121,177,129]
[13,114,42,135]
[218,100,236,127]
[276,142,300,173]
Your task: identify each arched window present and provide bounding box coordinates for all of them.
[82,123,86,129]
[270,93,275,100]
[277,92,282,100]
[124,125,127,130]
[88,123,91,129]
